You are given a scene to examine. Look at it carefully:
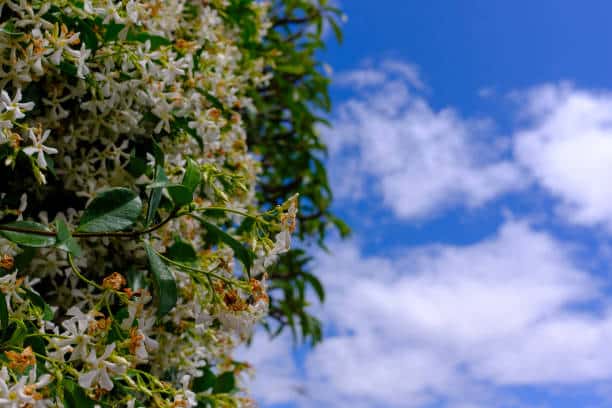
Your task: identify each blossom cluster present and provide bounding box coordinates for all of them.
[0,0,293,406]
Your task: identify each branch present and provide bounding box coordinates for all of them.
[0,209,178,239]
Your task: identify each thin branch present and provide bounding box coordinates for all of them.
[0,209,178,239]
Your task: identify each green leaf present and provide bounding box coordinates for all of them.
[0,221,56,248]
[145,180,171,189]
[195,88,225,111]
[55,219,82,257]
[146,165,168,226]
[182,159,201,192]
[0,291,8,331]
[328,17,343,44]
[77,20,99,51]
[302,272,325,302]
[144,242,177,317]
[78,188,142,233]
[0,21,23,37]
[23,288,54,321]
[59,61,78,77]
[63,379,95,408]
[172,117,203,149]
[167,184,193,207]
[200,219,254,276]
[329,214,351,238]
[24,333,46,356]
[166,239,198,263]
[127,31,172,49]
[235,217,256,235]
[126,155,147,177]
[276,65,305,75]
[152,140,165,167]
[213,371,236,394]
[14,247,36,271]
[192,367,216,392]
[102,22,124,42]
[107,315,128,343]
[8,320,27,347]
[126,267,146,292]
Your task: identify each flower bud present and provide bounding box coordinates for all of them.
[102,272,127,291]
[0,254,14,270]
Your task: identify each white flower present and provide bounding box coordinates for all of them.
[0,366,52,408]
[54,313,93,362]
[76,44,92,78]
[0,272,26,312]
[16,193,27,221]
[102,0,125,24]
[22,128,58,169]
[46,25,80,66]
[120,292,152,330]
[130,325,158,362]
[14,2,53,30]
[171,375,197,408]
[83,0,104,15]
[0,89,34,120]
[79,343,126,391]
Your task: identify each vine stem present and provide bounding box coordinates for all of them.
[154,250,239,286]
[0,204,266,239]
[193,206,258,219]
[68,254,104,291]
[0,209,178,239]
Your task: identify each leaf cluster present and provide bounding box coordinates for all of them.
[245,0,349,345]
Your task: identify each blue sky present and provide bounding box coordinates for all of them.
[242,2,612,407]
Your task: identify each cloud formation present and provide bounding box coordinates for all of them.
[330,63,612,231]
[328,61,525,219]
[249,221,612,407]
[514,82,612,230]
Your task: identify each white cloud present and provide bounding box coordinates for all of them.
[513,82,612,230]
[334,60,424,90]
[327,63,525,220]
[247,221,612,407]
[236,331,303,406]
[331,63,612,229]
[334,68,388,88]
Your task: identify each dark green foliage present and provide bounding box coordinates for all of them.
[0,291,7,331]
[78,188,142,233]
[166,239,199,263]
[246,0,347,345]
[199,219,256,276]
[63,379,96,408]
[144,242,178,317]
[55,219,82,257]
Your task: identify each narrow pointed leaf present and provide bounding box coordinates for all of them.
[200,219,254,276]
[0,221,56,247]
[144,242,177,316]
[146,165,167,225]
[0,291,8,331]
[302,272,325,302]
[182,159,201,192]
[55,219,82,257]
[23,288,54,321]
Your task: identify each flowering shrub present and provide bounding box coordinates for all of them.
[0,0,310,406]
